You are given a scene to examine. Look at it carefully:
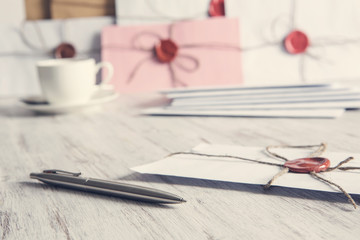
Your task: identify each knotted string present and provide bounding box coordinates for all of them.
[239,0,360,82]
[169,143,360,209]
[265,143,327,161]
[265,143,359,209]
[103,20,241,87]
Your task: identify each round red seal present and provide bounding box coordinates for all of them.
[284,30,309,54]
[154,39,178,63]
[54,43,76,58]
[284,157,330,173]
[208,0,225,17]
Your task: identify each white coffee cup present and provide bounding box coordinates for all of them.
[37,58,114,105]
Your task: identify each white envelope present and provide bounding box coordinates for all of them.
[162,83,337,99]
[0,17,114,97]
[115,0,212,25]
[0,0,25,25]
[142,107,344,118]
[143,83,360,118]
[166,101,360,110]
[169,92,360,107]
[169,89,360,106]
[132,144,360,195]
[226,0,360,85]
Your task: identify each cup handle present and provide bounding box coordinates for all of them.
[95,61,114,89]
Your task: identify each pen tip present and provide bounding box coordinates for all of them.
[180,198,186,203]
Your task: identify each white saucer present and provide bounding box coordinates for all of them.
[20,89,119,114]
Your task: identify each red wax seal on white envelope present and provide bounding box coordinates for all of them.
[284,157,330,173]
[209,0,225,17]
[284,30,309,54]
[155,39,178,63]
[54,43,76,58]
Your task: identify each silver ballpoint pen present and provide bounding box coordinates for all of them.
[30,170,186,204]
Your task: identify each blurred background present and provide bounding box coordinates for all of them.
[1,0,360,97]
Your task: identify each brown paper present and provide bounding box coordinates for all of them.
[51,0,115,19]
[25,0,51,20]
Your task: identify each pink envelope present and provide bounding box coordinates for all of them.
[101,18,242,93]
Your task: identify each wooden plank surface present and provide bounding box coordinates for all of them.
[0,94,360,240]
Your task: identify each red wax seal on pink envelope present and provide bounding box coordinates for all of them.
[101,18,243,93]
[54,43,76,58]
[209,0,225,17]
[284,157,330,173]
[155,39,178,63]
[284,30,309,54]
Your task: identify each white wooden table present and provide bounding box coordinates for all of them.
[0,93,359,240]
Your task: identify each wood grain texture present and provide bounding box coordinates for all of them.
[0,94,360,240]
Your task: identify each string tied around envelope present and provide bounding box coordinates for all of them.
[169,143,360,209]
[103,21,241,87]
[241,0,360,82]
[19,20,79,58]
[127,30,199,87]
[0,20,99,59]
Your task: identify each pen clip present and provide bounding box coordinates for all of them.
[43,169,81,177]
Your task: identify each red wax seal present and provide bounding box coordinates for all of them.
[208,0,225,17]
[54,43,76,58]
[284,30,309,54]
[284,157,330,173]
[154,39,178,63]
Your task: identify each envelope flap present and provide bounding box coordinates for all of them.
[102,18,240,48]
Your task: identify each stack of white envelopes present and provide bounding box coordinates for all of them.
[143,83,360,118]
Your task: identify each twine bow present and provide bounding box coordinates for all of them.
[103,21,241,87]
[169,143,360,209]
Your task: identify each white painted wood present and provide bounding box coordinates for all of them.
[0,94,360,239]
